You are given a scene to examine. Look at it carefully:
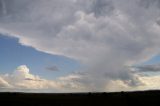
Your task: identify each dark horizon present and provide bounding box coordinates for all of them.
[1,90,160,106]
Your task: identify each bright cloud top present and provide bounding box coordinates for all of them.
[1,0,160,91]
[0,65,58,89]
[0,65,83,92]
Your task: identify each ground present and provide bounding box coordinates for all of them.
[1,90,160,106]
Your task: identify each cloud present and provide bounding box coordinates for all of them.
[132,64,160,72]
[0,65,88,92]
[1,0,160,91]
[0,65,131,92]
[1,65,160,92]
[0,65,59,90]
[0,77,11,88]
[24,78,43,81]
[46,65,59,72]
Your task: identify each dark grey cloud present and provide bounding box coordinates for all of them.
[139,0,160,9]
[46,65,59,72]
[139,0,155,8]
[0,0,6,16]
[133,64,160,72]
[25,78,43,81]
[156,18,160,25]
[0,0,31,21]
[92,0,114,17]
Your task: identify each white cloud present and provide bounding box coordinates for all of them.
[1,65,160,92]
[1,0,160,91]
[1,65,59,90]
[0,77,11,88]
[0,65,89,92]
[138,75,160,90]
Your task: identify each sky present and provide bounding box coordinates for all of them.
[1,0,160,92]
[0,35,81,79]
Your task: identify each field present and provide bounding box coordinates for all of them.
[1,90,160,106]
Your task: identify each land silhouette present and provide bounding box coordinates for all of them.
[1,90,160,106]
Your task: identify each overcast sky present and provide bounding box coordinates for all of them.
[1,0,160,92]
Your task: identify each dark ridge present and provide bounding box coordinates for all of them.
[1,90,160,106]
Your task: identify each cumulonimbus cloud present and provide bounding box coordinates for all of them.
[1,0,160,91]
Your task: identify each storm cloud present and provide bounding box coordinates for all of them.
[1,0,160,91]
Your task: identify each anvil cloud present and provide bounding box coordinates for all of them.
[1,0,160,91]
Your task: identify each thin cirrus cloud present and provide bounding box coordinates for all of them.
[1,0,160,91]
